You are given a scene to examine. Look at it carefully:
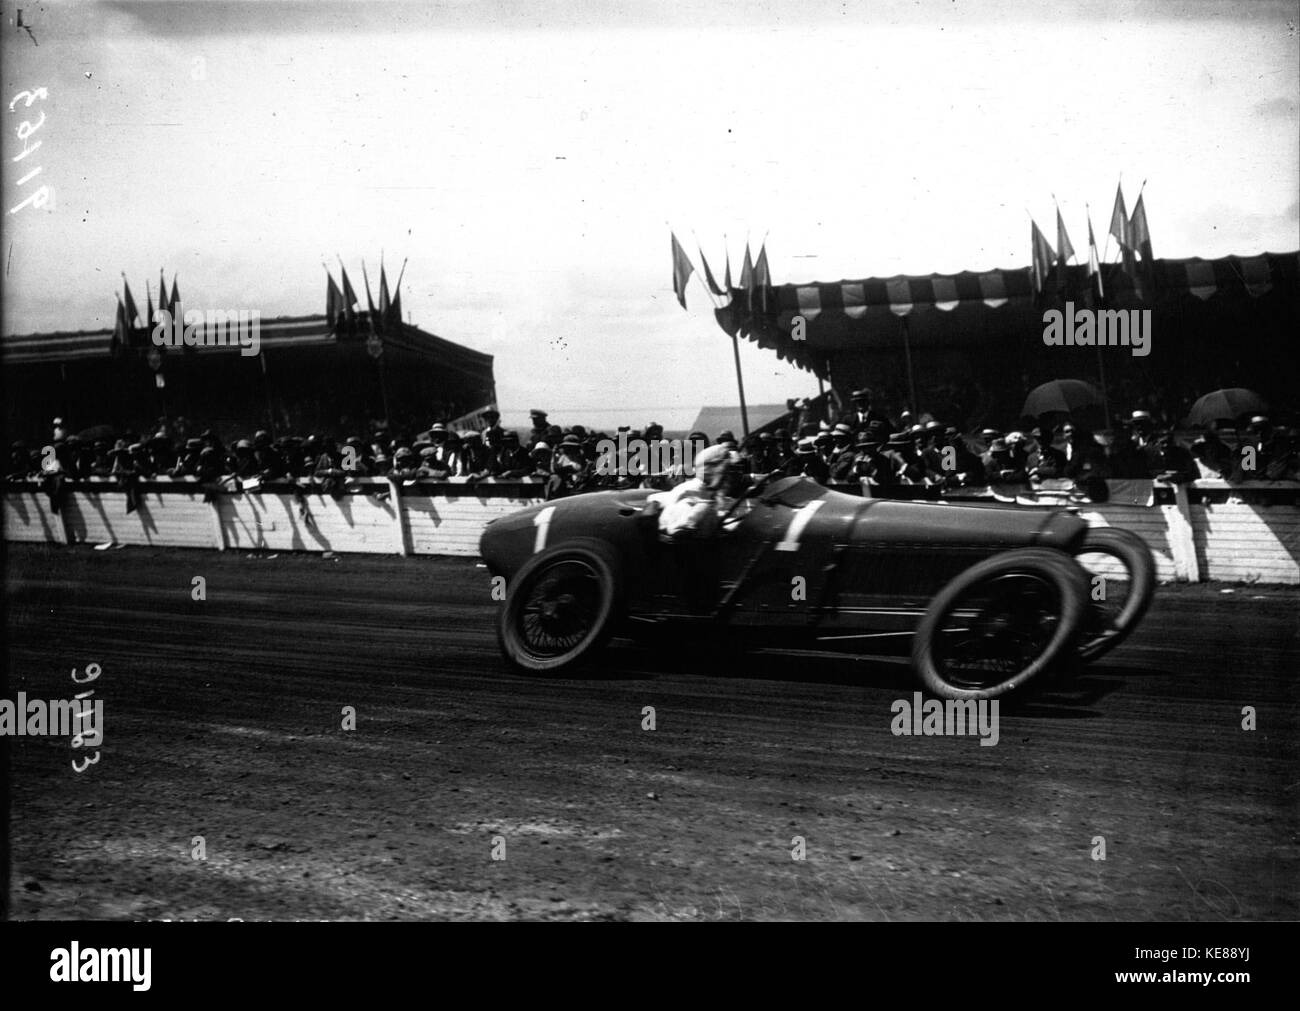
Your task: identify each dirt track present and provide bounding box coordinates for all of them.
[5,543,1298,920]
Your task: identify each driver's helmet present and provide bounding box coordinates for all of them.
[693,444,733,490]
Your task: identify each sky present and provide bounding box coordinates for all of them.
[3,0,1297,431]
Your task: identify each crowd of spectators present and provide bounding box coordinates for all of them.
[8,391,1300,509]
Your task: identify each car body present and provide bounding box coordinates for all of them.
[480,476,1155,699]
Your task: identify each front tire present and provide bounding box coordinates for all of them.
[912,547,1089,701]
[497,541,621,673]
[1071,526,1156,663]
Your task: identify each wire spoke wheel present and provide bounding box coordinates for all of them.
[498,541,621,673]
[933,573,1061,689]
[912,548,1088,701]
[518,560,603,656]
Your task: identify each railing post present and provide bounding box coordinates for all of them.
[388,478,409,555]
[209,490,227,551]
[1161,481,1199,582]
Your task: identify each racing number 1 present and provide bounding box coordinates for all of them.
[776,501,824,552]
[533,505,556,553]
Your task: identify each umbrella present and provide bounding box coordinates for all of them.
[1186,388,1268,428]
[1022,379,1103,419]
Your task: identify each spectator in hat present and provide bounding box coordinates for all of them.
[195,446,223,483]
[390,446,419,482]
[148,430,178,474]
[529,441,555,489]
[939,427,983,487]
[851,424,896,488]
[827,424,858,483]
[846,388,894,435]
[458,430,491,480]
[548,434,589,497]
[788,436,830,484]
[528,410,550,448]
[492,430,531,479]
[982,438,1027,484]
[1189,424,1233,479]
[172,438,205,478]
[253,435,287,481]
[229,439,258,479]
[716,430,738,450]
[1148,430,1198,484]
[1129,410,1155,450]
[480,408,503,444]
[87,439,114,478]
[1106,425,1150,479]
[885,430,928,484]
[1024,428,1065,482]
[1060,423,1107,482]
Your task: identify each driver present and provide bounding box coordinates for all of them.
[648,444,743,539]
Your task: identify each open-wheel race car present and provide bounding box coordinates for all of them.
[480,476,1156,700]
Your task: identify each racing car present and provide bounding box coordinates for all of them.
[479,475,1155,700]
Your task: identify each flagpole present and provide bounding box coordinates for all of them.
[731,332,750,438]
[901,315,919,418]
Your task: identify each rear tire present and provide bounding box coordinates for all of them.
[1072,526,1156,663]
[912,547,1089,701]
[498,541,621,674]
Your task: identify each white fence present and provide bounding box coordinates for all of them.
[4,477,1299,583]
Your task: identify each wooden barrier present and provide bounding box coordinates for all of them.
[5,477,1299,583]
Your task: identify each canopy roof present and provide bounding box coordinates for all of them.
[716,252,1300,374]
[0,314,494,378]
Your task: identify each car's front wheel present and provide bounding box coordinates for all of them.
[497,541,621,673]
[1071,526,1156,663]
[912,548,1089,701]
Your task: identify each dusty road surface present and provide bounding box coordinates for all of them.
[5,543,1297,920]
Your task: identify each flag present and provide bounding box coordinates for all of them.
[159,271,168,319]
[740,243,754,310]
[1055,208,1075,266]
[123,279,139,329]
[325,271,343,328]
[339,265,358,327]
[1086,209,1105,301]
[698,244,725,298]
[361,261,378,331]
[670,232,694,310]
[754,243,771,313]
[389,258,407,327]
[1130,193,1153,260]
[724,244,733,293]
[1030,220,1055,295]
[379,263,392,320]
[145,284,155,345]
[1129,192,1154,299]
[112,295,129,354]
[169,277,180,315]
[1108,184,1129,249]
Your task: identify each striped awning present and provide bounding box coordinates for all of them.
[717,251,1300,373]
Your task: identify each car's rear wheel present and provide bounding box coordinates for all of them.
[498,541,621,673]
[1070,526,1156,663]
[912,548,1088,701]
